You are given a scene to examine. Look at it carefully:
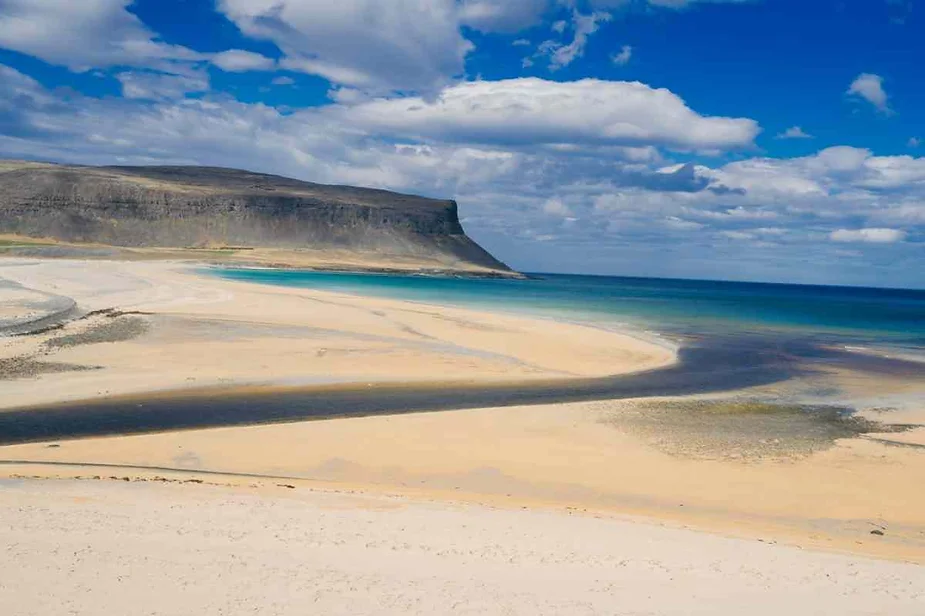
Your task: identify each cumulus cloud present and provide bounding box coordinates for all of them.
[847,73,891,113]
[808,145,871,173]
[0,0,203,72]
[0,1,270,98]
[700,146,925,197]
[775,126,813,140]
[852,154,925,190]
[216,0,472,93]
[459,0,549,32]
[830,228,907,243]
[1,62,923,287]
[331,78,759,152]
[0,0,765,100]
[542,197,574,217]
[0,62,529,191]
[611,45,633,66]
[618,163,727,193]
[211,50,275,73]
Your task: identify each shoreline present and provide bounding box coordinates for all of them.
[0,233,524,279]
[0,257,676,409]
[3,257,925,567]
[201,264,683,360]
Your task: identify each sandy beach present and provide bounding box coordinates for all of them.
[2,478,924,616]
[5,397,925,563]
[2,257,925,613]
[3,0,924,611]
[0,258,674,408]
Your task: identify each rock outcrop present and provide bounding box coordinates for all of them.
[0,160,514,275]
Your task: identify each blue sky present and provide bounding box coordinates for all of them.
[0,0,923,287]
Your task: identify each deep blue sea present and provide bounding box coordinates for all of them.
[209,269,925,354]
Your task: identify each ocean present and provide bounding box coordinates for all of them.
[5,268,924,443]
[209,268,925,355]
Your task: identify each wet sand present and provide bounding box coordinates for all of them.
[0,339,802,444]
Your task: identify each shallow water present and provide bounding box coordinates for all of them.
[2,334,923,445]
[210,268,925,355]
[3,269,925,444]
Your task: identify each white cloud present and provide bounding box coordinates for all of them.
[272,76,295,86]
[701,146,925,197]
[719,230,754,240]
[853,154,925,190]
[663,216,704,231]
[211,49,275,72]
[534,10,612,70]
[0,0,203,72]
[116,70,209,100]
[216,0,472,93]
[910,137,921,148]
[512,38,532,47]
[1,62,923,287]
[847,73,891,113]
[459,0,548,32]
[0,63,53,119]
[693,207,779,221]
[693,157,825,199]
[830,228,907,243]
[775,126,813,140]
[611,45,633,66]
[542,197,573,217]
[0,63,527,192]
[808,145,870,173]
[333,78,759,152]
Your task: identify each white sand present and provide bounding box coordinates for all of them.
[7,398,925,563]
[0,258,674,408]
[1,479,922,616]
[2,256,924,613]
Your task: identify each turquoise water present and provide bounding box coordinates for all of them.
[6,268,924,442]
[210,268,925,351]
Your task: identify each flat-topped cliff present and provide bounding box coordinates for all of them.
[0,161,514,276]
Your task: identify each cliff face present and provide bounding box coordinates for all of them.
[0,161,513,274]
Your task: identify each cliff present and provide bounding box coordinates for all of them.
[0,160,514,276]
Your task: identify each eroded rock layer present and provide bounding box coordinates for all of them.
[0,161,512,274]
